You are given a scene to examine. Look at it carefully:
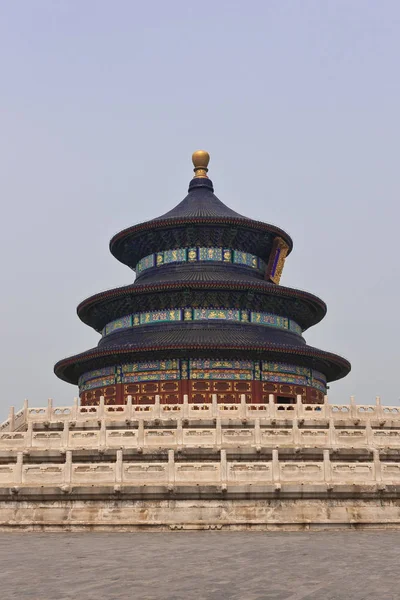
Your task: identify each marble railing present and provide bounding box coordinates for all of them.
[0,449,397,489]
[1,395,398,433]
[1,420,400,451]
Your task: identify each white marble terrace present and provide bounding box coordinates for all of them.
[0,395,399,491]
[1,394,399,433]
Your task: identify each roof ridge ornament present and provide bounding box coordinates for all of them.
[192,150,210,179]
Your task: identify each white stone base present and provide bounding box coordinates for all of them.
[1,498,400,530]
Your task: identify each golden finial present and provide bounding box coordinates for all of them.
[192,150,210,178]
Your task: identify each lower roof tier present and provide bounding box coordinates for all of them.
[77,273,327,333]
[54,333,350,385]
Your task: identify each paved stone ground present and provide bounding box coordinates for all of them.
[0,531,399,599]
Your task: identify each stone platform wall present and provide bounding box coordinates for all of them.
[1,496,400,531]
[1,395,400,529]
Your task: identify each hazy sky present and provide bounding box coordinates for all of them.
[1,1,399,419]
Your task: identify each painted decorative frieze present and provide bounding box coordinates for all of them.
[78,367,116,385]
[102,309,302,338]
[78,360,326,394]
[189,359,254,370]
[136,247,267,274]
[251,313,289,329]
[193,308,240,321]
[262,362,327,392]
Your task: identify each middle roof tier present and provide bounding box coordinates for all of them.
[77,271,327,333]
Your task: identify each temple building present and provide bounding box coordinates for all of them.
[3,150,400,531]
[54,151,350,406]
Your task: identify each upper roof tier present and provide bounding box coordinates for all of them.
[109,151,293,274]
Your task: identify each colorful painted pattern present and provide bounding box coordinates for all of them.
[251,313,289,329]
[261,362,327,392]
[312,369,326,384]
[233,250,258,269]
[188,248,197,261]
[199,247,223,261]
[190,359,254,371]
[136,254,155,273]
[102,309,302,337]
[122,360,179,373]
[123,372,179,383]
[181,359,189,379]
[289,321,303,336]
[310,379,326,393]
[262,372,310,386]
[78,367,115,386]
[164,248,187,264]
[139,309,181,325]
[193,308,240,321]
[78,361,326,393]
[191,371,253,380]
[135,247,267,274]
[80,377,116,392]
[104,315,132,336]
[262,362,311,376]
[311,370,327,393]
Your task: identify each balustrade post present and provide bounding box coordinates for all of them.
[177,418,183,446]
[15,451,23,485]
[328,418,335,447]
[212,394,218,418]
[268,394,275,418]
[323,394,329,418]
[272,449,280,488]
[138,420,144,447]
[63,421,70,449]
[366,420,374,447]
[293,418,300,445]
[8,406,15,432]
[240,394,246,418]
[73,397,79,420]
[375,395,383,420]
[296,394,302,417]
[127,395,132,420]
[183,394,189,419]
[168,449,175,486]
[373,449,382,483]
[155,395,161,419]
[23,399,29,423]
[99,396,105,418]
[64,450,72,484]
[26,422,33,447]
[47,398,53,420]
[323,449,332,485]
[216,417,222,446]
[116,449,123,484]
[254,418,261,446]
[99,419,106,448]
[220,449,227,485]
[350,395,356,419]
